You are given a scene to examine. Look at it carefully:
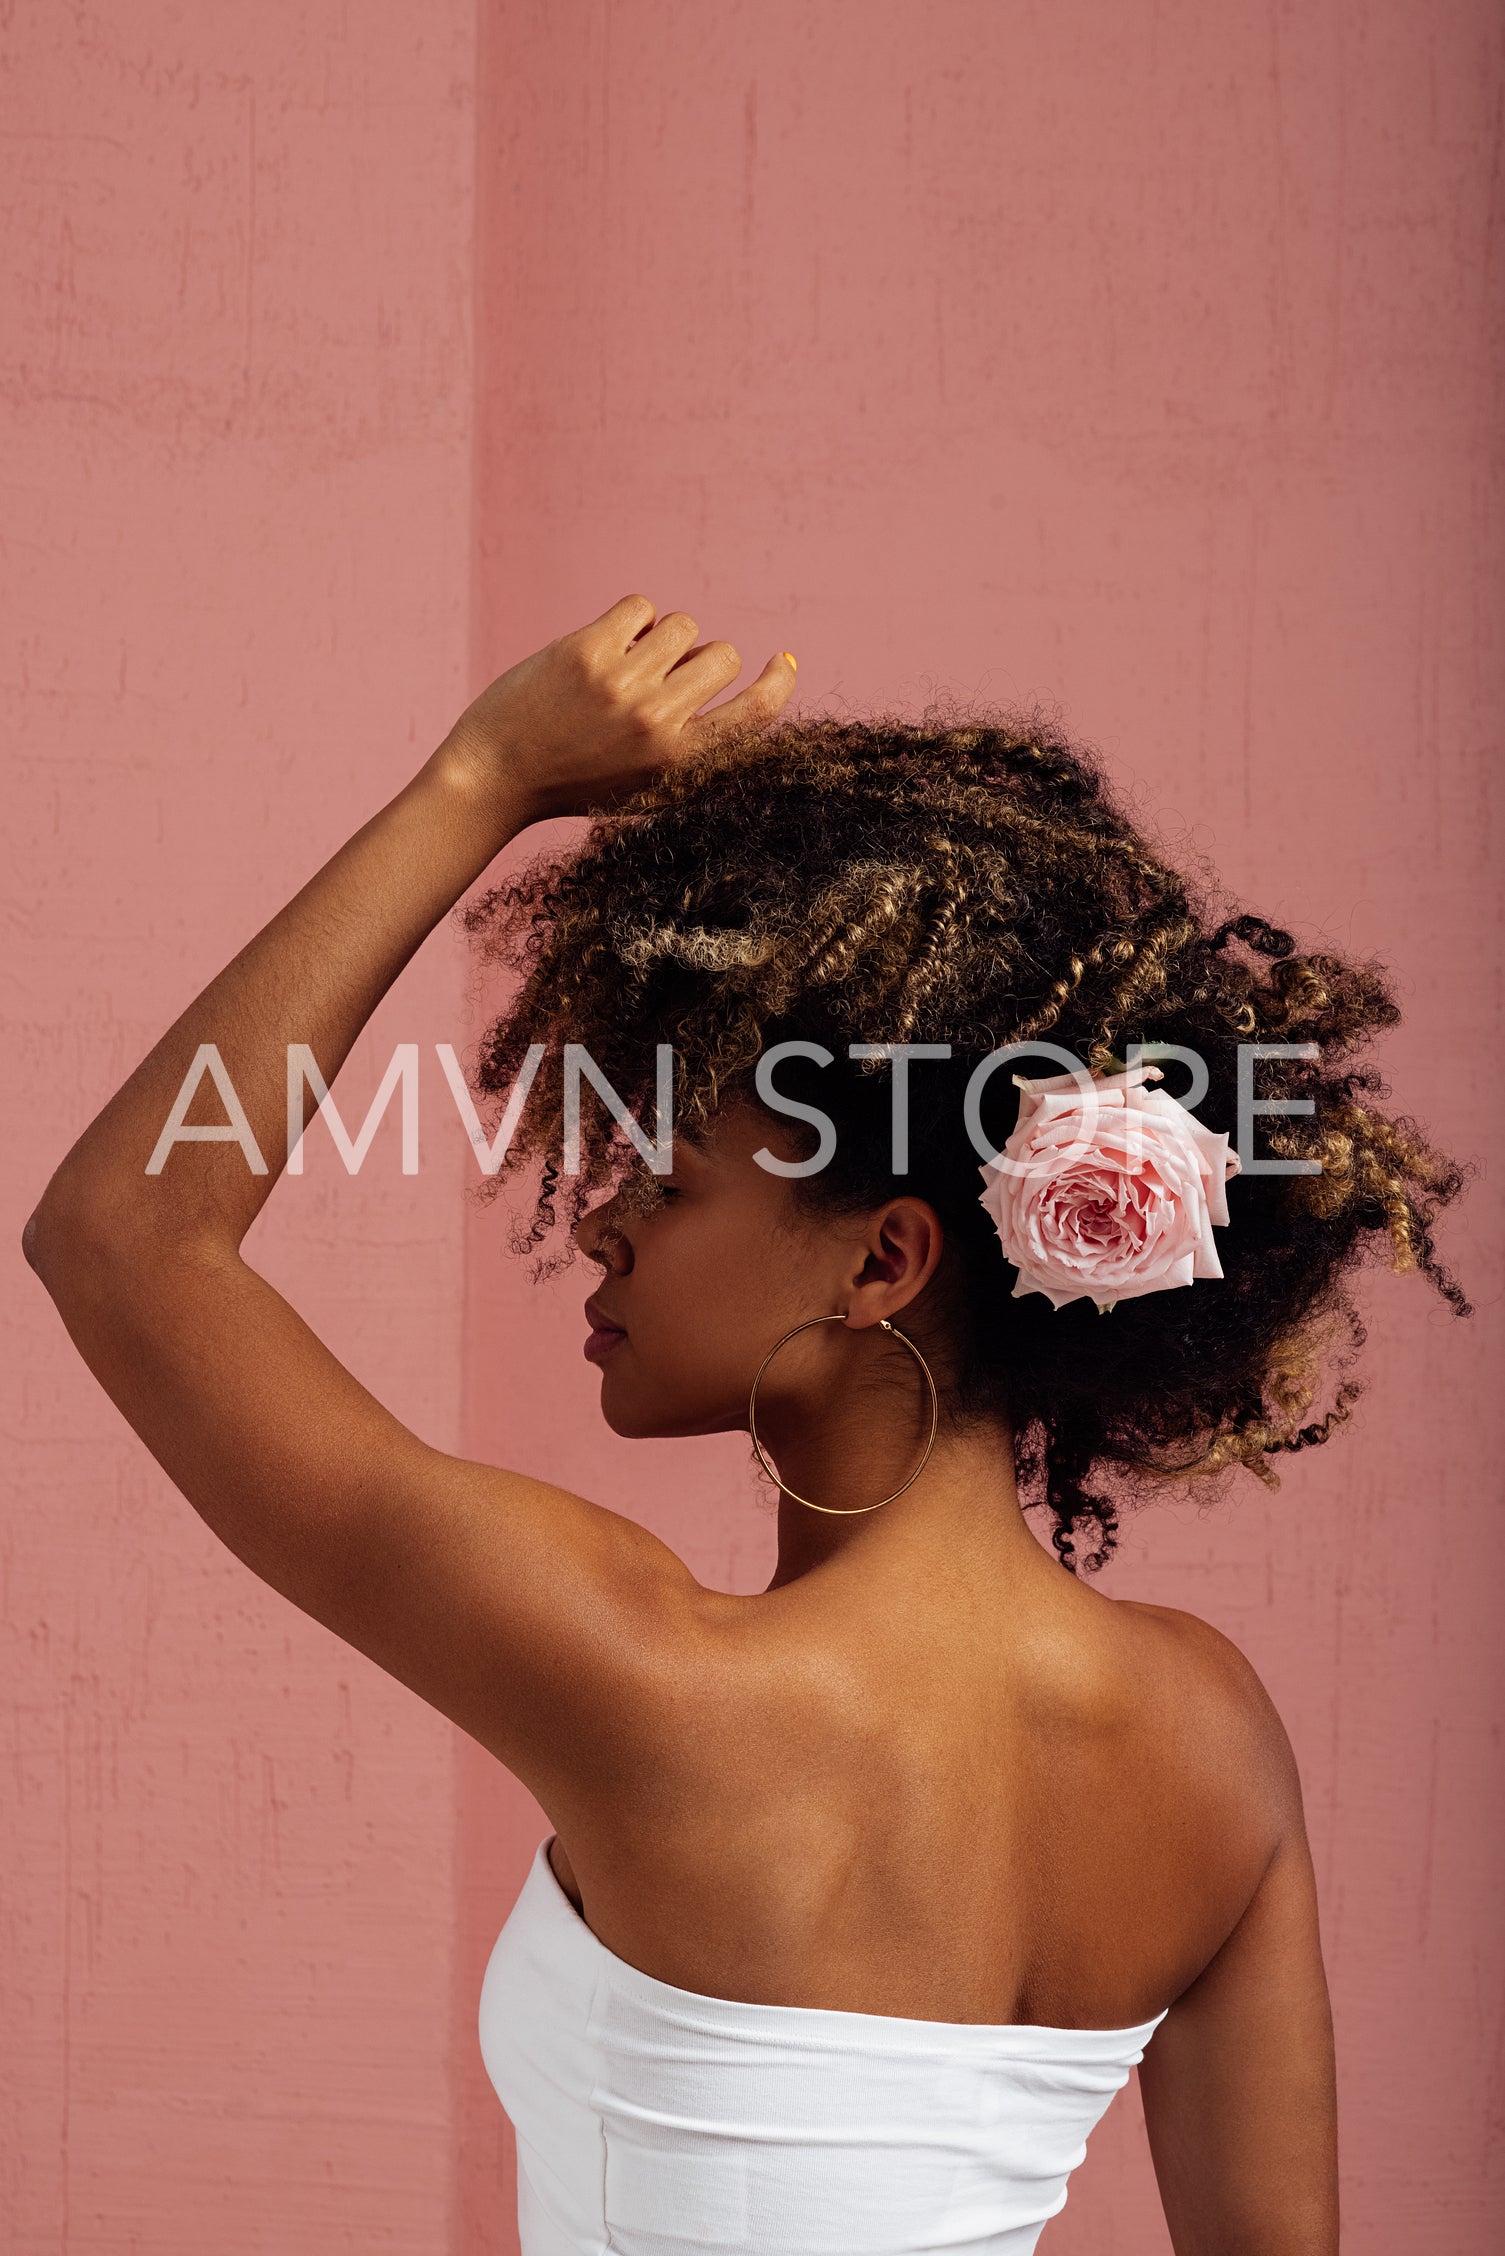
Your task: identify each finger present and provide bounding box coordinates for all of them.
[589,593,657,651]
[660,639,743,714]
[627,609,701,678]
[688,651,798,748]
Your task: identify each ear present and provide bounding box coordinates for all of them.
[845,1198,945,1327]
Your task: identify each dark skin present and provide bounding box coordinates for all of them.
[25,595,1338,2252]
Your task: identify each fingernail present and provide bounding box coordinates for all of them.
[782,651,797,671]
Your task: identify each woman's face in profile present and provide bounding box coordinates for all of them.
[573,1104,862,1443]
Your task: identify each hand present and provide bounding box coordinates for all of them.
[442,594,797,824]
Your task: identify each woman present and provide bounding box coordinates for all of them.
[26,596,1465,2253]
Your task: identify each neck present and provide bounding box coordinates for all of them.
[764,1407,1043,1591]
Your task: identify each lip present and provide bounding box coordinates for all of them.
[583,1293,628,1366]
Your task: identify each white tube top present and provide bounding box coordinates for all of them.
[478,1836,1166,2255]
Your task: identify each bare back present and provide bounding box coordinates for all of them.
[538,1547,1338,2248]
[545,1565,1298,2032]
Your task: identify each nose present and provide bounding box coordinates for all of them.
[576,1200,633,1274]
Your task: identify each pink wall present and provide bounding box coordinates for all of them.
[6,3,1502,2252]
[3,5,476,2250]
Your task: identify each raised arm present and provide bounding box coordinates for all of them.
[24,596,794,1801]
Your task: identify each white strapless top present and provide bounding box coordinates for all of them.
[478,1836,1165,2255]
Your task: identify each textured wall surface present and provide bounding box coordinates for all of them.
[3,5,476,2250]
[5,2,1502,2252]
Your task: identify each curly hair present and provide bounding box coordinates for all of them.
[462,714,1469,1572]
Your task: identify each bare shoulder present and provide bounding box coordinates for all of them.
[1111,1598,1304,1809]
[1115,1595,1270,1682]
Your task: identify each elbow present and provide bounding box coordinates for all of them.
[23,1175,91,1296]
[27,1167,231,1306]
[21,1205,47,1277]
[23,1171,132,1301]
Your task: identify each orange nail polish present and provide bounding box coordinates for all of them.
[782,651,797,671]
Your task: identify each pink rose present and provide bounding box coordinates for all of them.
[977,1062,1240,1312]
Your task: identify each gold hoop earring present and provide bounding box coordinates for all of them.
[746,1314,940,1516]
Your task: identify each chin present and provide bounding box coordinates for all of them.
[599,1397,662,1440]
[596,1372,741,1442]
